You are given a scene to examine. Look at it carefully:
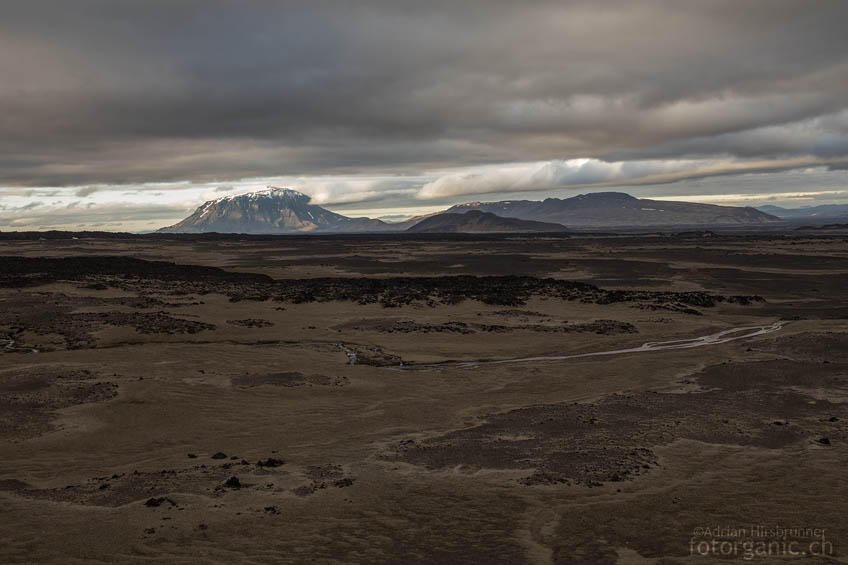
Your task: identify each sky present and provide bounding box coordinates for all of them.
[1,0,848,231]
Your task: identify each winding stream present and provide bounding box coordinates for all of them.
[2,334,40,354]
[392,320,787,371]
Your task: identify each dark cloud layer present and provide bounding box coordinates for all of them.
[1,0,847,191]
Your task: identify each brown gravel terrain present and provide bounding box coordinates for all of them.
[0,233,846,563]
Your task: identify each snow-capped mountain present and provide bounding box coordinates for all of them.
[158,188,392,233]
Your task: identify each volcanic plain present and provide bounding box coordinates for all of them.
[1,232,846,564]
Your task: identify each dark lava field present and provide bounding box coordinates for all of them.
[1,232,846,563]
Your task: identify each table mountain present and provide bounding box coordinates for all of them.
[446,192,781,228]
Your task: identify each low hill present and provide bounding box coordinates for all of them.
[406,210,567,233]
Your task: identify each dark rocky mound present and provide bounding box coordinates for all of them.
[406,210,567,233]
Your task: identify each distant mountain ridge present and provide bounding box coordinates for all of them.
[159,188,783,234]
[757,203,848,219]
[406,210,567,233]
[446,192,781,228]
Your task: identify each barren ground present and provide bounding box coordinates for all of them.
[1,233,846,564]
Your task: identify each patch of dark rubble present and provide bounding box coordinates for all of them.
[1,256,763,312]
[231,372,349,388]
[258,276,762,312]
[0,369,118,440]
[292,464,356,497]
[3,457,356,508]
[71,312,216,335]
[9,467,237,507]
[491,309,550,318]
[387,359,847,487]
[0,292,216,349]
[226,318,274,328]
[335,318,636,335]
[257,457,285,468]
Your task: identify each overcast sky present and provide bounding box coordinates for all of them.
[2,0,848,230]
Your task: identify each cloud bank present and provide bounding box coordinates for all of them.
[1,1,847,228]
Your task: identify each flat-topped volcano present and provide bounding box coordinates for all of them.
[159,188,390,233]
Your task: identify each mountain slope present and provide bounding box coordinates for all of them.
[159,188,393,233]
[406,210,567,233]
[757,203,848,219]
[446,192,781,228]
